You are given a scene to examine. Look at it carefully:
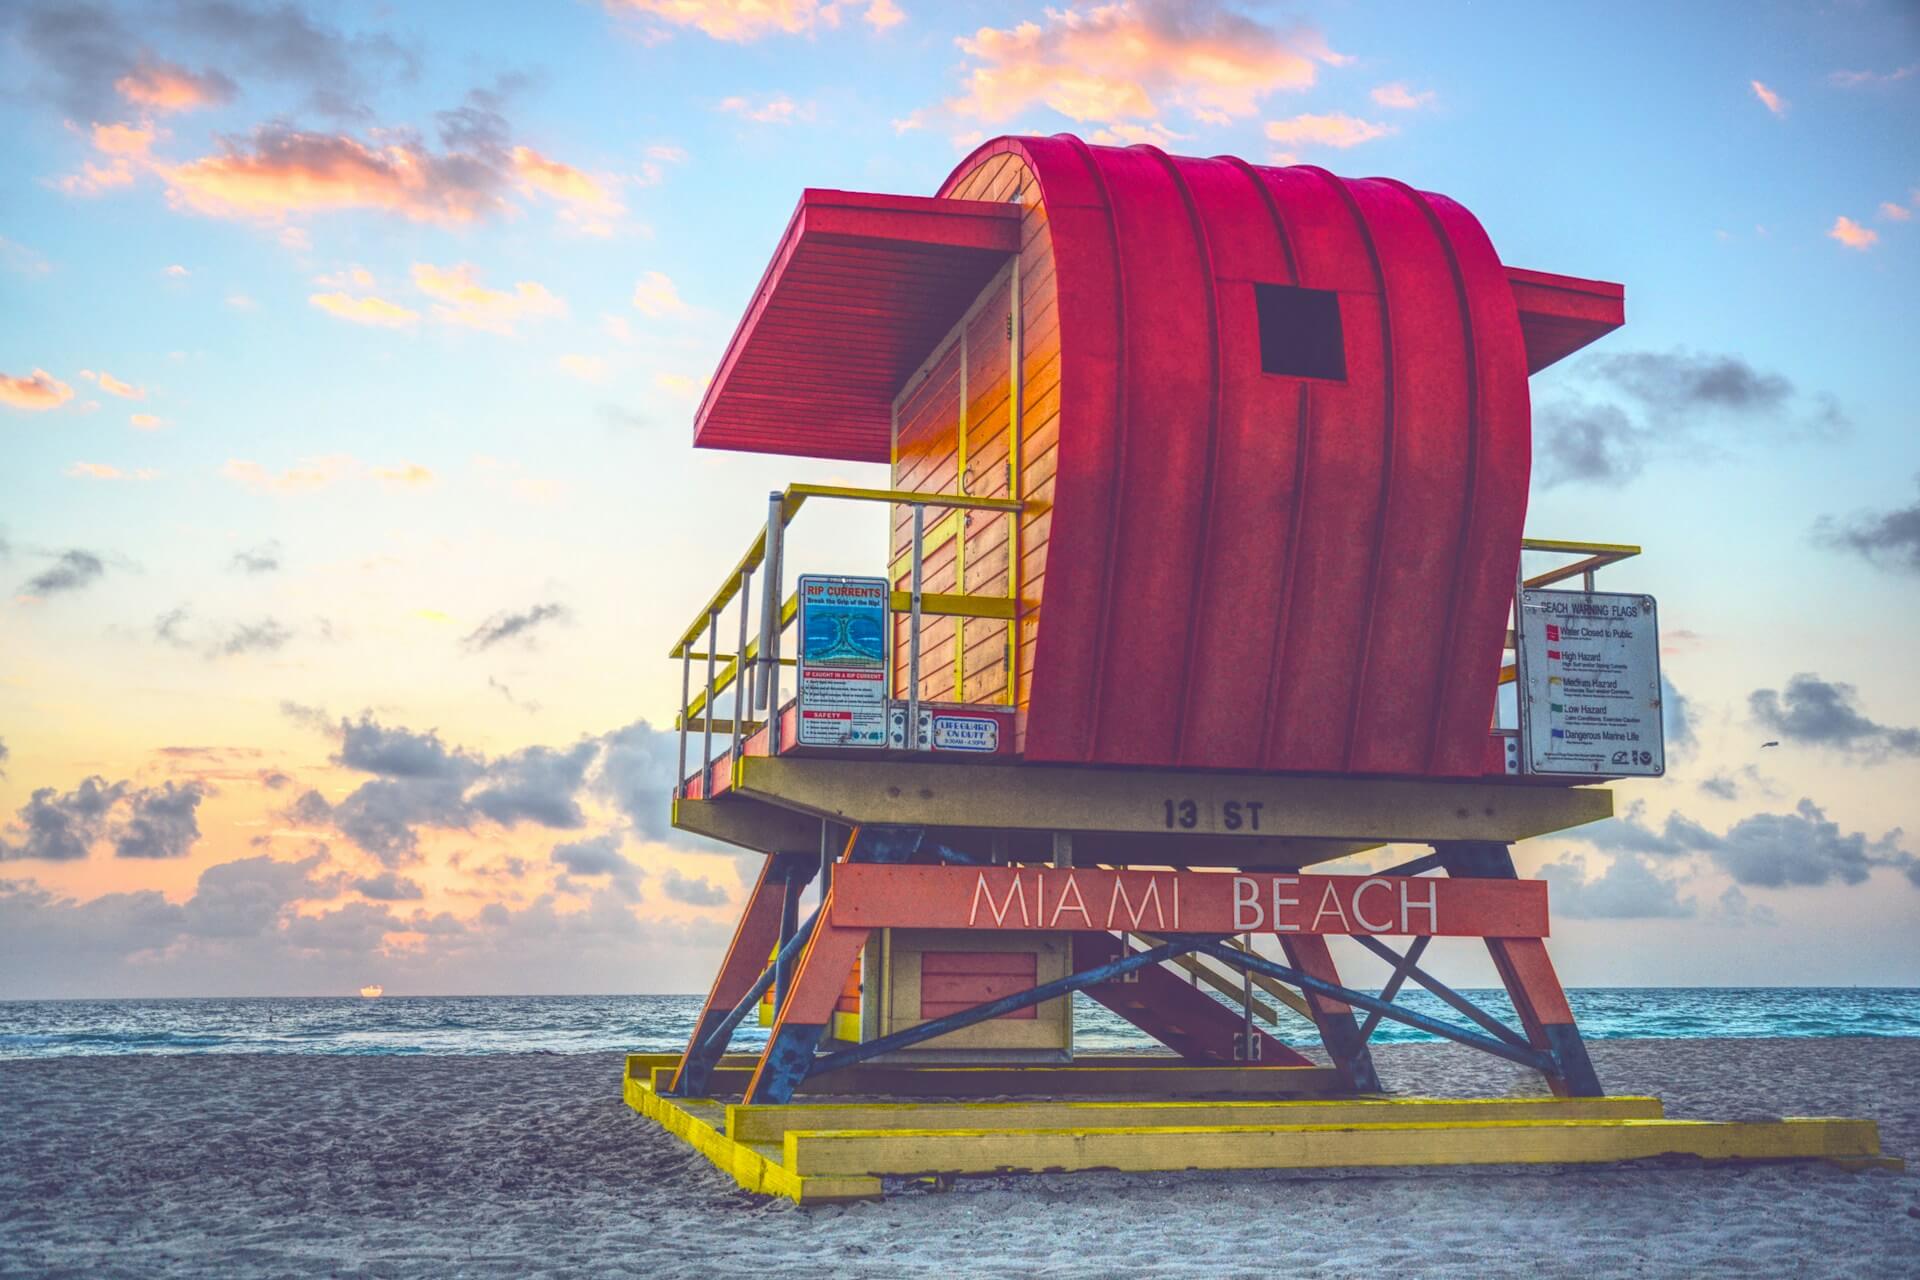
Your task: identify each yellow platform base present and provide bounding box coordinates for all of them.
[621,1056,1901,1203]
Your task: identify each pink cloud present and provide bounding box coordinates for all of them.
[115,60,235,112]
[308,292,421,328]
[1265,111,1396,157]
[1878,201,1912,222]
[1750,80,1786,117]
[94,371,145,400]
[1829,64,1916,88]
[511,147,615,208]
[0,369,75,410]
[411,263,565,334]
[222,456,359,494]
[940,2,1342,129]
[1371,82,1435,110]
[717,94,811,125]
[1827,216,1878,250]
[157,126,509,225]
[613,0,904,41]
[631,271,686,317]
[66,461,153,481]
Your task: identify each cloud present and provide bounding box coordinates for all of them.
[94,370,144,399]
[937,1,1342,132]
[487,676,540,714]
[1698,774,1740,801]
[468,742,598,828]
[0,738,8,778]
[115,58,234,111]
[594,719,734,854]
[612,0,904,41]
[1532,349,1843,488]
[1712,885,1777,926]
[230,542,282,573]
[1881,201,1914,222]
[511,146,613,206]
[1591,798,1915,890]
[1814,476,1920,574]
[277,713,725,866]
[551,833,638,878]
[129,413,167,429]
[335,716,478,780]
[184,852,340,937]
[152,605,296,659]
[1829,64,1917,88]
[0,776,128,861]
[1661,674,1695,761]
[112,781,208,859]
[464,602,568,651]
[66,462,134,481]
[352,871,424,901]
[1827,215,1878,250]
[371,462,434,489]
[1264,111,1395,155]
[717,94,811,124]
[2,236,53,277]
[154,605,192,649]
[411,262,564,334]
[309,291,420,328]
[1536,852,1693,918]
[222,455,354,492]
[1749,80,1786,116]
[1370,82,1434,110]
[292,714,612,865]
[1748,673,1920,761]
[22,549,106,596]
[1,369,75,410]
[158,124,509,225]
[631,270,687,317]
[3,0,412,123]
[212,618,292,658]
[661,867,730,906]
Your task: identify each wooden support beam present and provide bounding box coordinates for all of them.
[726,1095,1667,1144]
[734,756,1613,843]
[783,1117,1889,1179]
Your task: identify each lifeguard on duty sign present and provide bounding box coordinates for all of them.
[1516,588,1665,777]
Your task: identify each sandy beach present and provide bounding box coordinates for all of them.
[3,1036,1916,1278]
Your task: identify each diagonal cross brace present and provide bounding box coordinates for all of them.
[1185,937,1554,1074]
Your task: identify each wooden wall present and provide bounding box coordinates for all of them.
[891,152,1060,748]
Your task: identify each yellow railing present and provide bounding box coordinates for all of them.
[1496,537,1643,691]
[673,482,1028,795]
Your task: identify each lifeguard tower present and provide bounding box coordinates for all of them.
[623,136,1894,1200]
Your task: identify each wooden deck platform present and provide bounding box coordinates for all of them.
[620,1054,1900,1203]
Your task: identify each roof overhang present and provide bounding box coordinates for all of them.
[692,189,1024,463]
[1506,267,1625,374]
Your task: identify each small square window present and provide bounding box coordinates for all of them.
[1255,283,1346,381]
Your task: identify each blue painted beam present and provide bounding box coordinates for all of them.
[667,904,821,1097]
[806,936,1213,1078]
[1357,934,1430,1044]
[1351,933,1533,1051]
[1187,937,1554,1074]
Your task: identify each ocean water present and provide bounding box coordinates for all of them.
[1,988,1916,1060]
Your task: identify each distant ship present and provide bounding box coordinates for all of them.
[359,984,384,999]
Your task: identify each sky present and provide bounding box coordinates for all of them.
[1,0,1917,999]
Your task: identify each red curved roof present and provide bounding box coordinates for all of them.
[939,136,1617,777]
